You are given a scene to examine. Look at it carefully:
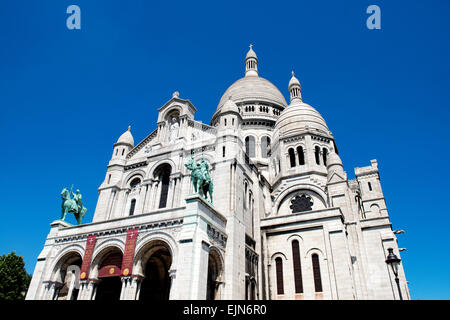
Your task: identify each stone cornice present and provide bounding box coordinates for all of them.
[52,217,184,244]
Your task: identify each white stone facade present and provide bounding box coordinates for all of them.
[26,47,409,300]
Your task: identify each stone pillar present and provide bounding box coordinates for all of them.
[168,269,177,300]
[167,177,175,208]
[154,180,162,210]
[174,195,227,299]
[42,282,50,300]
[120,276,135,300]
[42,281,55,300]
[86,280,96,300]
[77,280,88,300]
[133,276,144,300]
[129,276,142,300]
[138,185,147,215]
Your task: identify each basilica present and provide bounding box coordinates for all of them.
[26,46,409,300]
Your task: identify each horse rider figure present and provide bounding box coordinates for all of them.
[71,185,83,215]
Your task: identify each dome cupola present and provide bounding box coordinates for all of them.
[288,71,302,103]
[245,44,258,77]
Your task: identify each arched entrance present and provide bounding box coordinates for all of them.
[95,249,123,300]
[54,252,82,300]
[206,249,223,300]
[138,242,172,300]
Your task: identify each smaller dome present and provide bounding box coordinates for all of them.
[275,101,331,138]
[221,97,239,113]
[116,126,134,146]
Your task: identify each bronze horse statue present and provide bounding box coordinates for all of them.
[61,187,87,225]
[184,156,214,204]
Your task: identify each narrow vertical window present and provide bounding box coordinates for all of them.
[292,240,303,293]
[315,146,321,165]
[158,165,172,208]
[115,149,118,156]
[312,254,323,292]
[129,199,136,216]
[245,136,255,157]
[322,148,328,166]
[108,174,111,184]
[275,257,284,295]
[368,182,372,191]
[244,182,248,210]
[261,136,270,158]
[289,148,296,168]
[122,149,125,156]
[224,118,227,126]
[297,146,305,165]
[223,146,226,157]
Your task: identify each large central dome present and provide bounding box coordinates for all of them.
[217,76,288,111]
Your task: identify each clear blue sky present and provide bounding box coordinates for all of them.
[0,0,449,300]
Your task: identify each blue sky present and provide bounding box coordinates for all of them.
[0,0,449,299]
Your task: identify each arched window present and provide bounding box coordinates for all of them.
[261,136,271,158]
[245,136,256,157]
[322,148,328,166]
[292,240,303,293]
[130,177,141,189]
[311,254,323,292]
[315,146,321,165]
[129,199,136,216]
[155,164,172,208]
[288,148,296,168]
[275,257,284,295]
[297,146,305,165]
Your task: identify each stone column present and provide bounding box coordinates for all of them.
[42,281,55,300]
[120,276,133,300]
[154,180,162,210]
[168,269,177,300]
[133,276,144,300]
[167,177,175,208]
[86,280,97,300]
[138,185,148,215]
[127,276,142,300]
[77,280,88,300]
[42,281,50,300]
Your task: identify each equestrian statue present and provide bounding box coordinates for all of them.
[185,156,214,204]
[60,185,87,225]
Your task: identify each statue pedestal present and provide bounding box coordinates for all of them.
[50,219,73,228]
[171,194,227,299]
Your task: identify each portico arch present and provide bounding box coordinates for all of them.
[90,246,123,300]
[50,251,82,300]
[134,239,173,300]
[206,247,224,300]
